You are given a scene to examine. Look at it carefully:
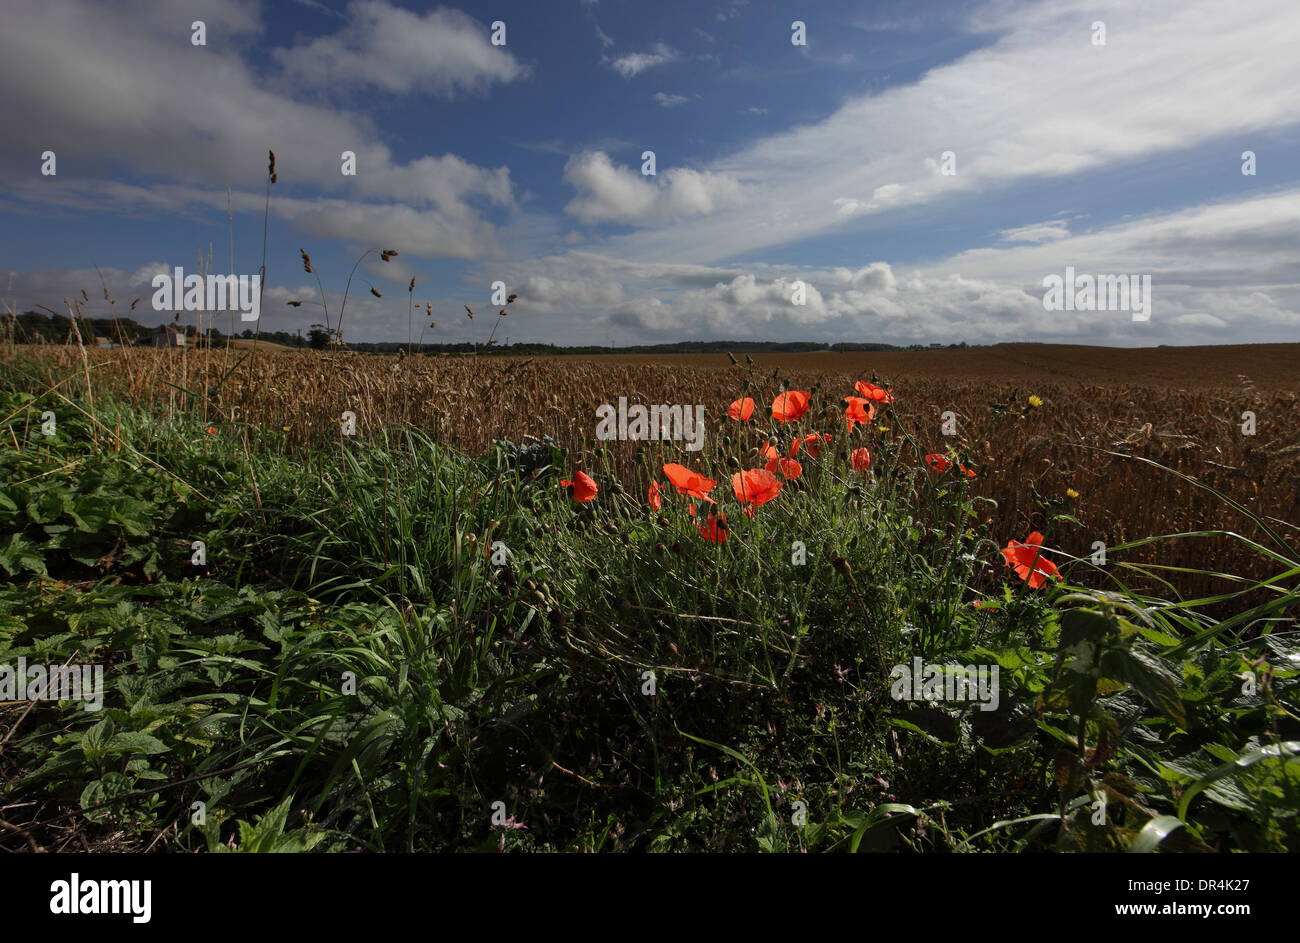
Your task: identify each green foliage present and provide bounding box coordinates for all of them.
[0,363,1294,852]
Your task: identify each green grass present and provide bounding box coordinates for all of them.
[0,359,1296,852]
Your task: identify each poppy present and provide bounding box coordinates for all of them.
[850,448,871,472]
[662,463,717,502]
[760,440,781,461]
[764,456,803,480]
[727,397,756,421]
[732,468,783,508]
[206,426,217,435]
[1001,532,1061,589]
[844,396,875,433]
[561,471,598,503]
[797,432,832,458]
[925,453,976,478]
[854,381,894,403]
[648,479,662,510]
[698,512,728,543]
[771,390,811,422]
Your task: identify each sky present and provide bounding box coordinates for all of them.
[2,0,1298,348]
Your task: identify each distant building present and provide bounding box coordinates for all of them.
[929,343,944,349]
[141,324,186,347]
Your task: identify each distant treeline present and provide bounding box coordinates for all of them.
[2,311,305,348]
[345,340,921,355]
[4,310,970,355]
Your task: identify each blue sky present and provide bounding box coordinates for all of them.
[2,0,1298,347]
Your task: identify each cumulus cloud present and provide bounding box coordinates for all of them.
[273,1,527,97]
[562,152,743,226]
[486,189,1300,346]
[0,0,518,261]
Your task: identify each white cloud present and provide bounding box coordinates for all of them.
[486,189,1300,345]
[0,0,517,261]
[999,220,1071,243]
[598,0,1300,265]
[562,152,743,225]
[653,92,689,108]
[273,1,527,97]
[607,43,677,78]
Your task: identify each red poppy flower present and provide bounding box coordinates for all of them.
[561,471,598,503]
[771,390,811,422]
[206,426,217,435]
[854,381,894,403]
[698,512,728,543]
[662,463,717,502]
[797,432,832,458]
[733,468,783,507]
[850,447,871,472]
[844,396,876,433]
[764,456,803,480]
[647,479,662,510]
[1001,532,1061,589]
[727,397,756,421]
[925,453,977,478]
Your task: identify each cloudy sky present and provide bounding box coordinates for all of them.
[3,0,1298,347]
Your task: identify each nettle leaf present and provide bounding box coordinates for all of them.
[0,532,47,577]
[107,731,170,757]
[1099,648,1186,729]
[81,716,116,761]
[80,772,135,814]
[109,498,154,537]
[1058,608,1116,650]
[71,495,112,533]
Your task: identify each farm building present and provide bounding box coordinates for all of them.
[140,324,186,347]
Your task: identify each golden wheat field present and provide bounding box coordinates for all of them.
[14,341,1299,598]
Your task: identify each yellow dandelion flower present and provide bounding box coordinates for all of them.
[1066,488,1080,499]
[1028,395,1043,408]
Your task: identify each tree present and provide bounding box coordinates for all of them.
[307,325,330,350]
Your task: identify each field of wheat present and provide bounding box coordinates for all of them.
[4,338,1298,854]
[13,341,1299,600]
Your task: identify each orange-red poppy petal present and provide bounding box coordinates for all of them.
[732,467,783,506]
[764,456,803,480]
[562,471,598,503]
[854,381,894,403]
[771,390,811,422]
[727,397,756,421]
